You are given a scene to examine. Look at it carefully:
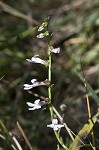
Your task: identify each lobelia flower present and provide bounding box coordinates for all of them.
[23,79,49,90]
[37,31,49,39]
[47,118,64,131]
[38,26,44,32]
[37,33,44,38]
[48,46,60,53]
[27,99,45,110]
[26,55,48,66]
[38,22,47,31]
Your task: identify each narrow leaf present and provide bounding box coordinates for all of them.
[0,27,37,50]
[74,70,99,105]
[0,120,20,149]
[0,120,14,146]
[69,110,99,150]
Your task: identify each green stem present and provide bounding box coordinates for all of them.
[54,130,69,150]
[48,51,52,100]
[48,49,53,119]
[47,26,68,150]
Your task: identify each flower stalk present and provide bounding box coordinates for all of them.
[47,22,54,121]
[46,18,68,150]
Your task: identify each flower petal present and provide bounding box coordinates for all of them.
[26,59,32,62]
[27,99,45,111]
[34,99,40,104]
[47,124,54,128]
[52,119,58,124]
[39,101,46,106]
[27,102,35,107]
[38,22,47,31]
[53,126,59,131]
[24,79,49,91]
[48,46,60,53]
[31,79,37,83]
[47,119,64,130]
[26,56,48,66]
[23,84,33,90]
[31,56,47,65]
[56,125,64,129]
[28,105,41,110]
[38,26,44,31]
[37,33,44,38]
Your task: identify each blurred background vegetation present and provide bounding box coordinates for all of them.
[0,0,99,149]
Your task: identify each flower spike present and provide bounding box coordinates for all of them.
[27,99,45,110]
[47,118,64,131]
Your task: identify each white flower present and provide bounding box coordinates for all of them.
[38,26,44,32]
[26,55,48,66]
[27,99,45,110]
[47,119,64,131]
[23,79,49,90]
[37,33,44,38]
[48,46,60,53]
[38,22,47,31]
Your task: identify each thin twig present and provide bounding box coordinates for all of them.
[17,121,35,150]
[0,76,4,80]
[0,1,39,25]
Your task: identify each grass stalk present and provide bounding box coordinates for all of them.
[17,122,34,150]
[80,58,96,150]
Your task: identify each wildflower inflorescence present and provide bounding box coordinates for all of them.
[23,79,49,90]
[27,99,45,110]
[24,17,65,149]
[47,119,64,131]
[26,55,49,66]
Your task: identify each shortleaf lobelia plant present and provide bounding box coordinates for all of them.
[23,17,69,149]
[23,17,99,150]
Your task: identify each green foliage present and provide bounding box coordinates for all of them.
[0,27,37,50]
[69,110,99,150]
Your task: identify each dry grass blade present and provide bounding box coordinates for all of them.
[17,121,35,150]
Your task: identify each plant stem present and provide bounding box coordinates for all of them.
[48,43,53,119]
[47,24,68,150]
[85,91,96,150]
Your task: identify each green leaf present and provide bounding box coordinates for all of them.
[0,120,17,148]
[69,110,99,150]
[0,26,37,50]
[74,70,99,105]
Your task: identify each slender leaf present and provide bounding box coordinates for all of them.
[0,120,13,146]
[0,120,22,150]
[69,110,99,150]
[74,70,99,105]
[0,27,37,50]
